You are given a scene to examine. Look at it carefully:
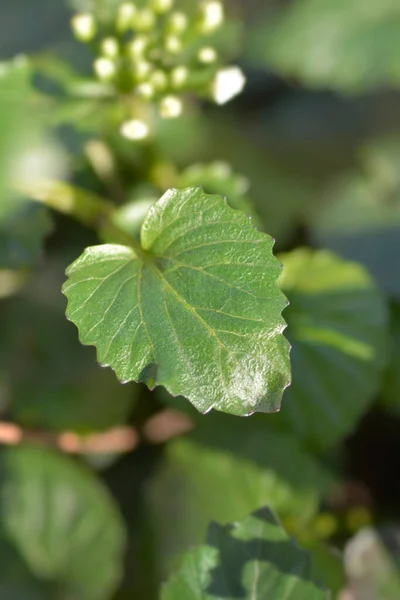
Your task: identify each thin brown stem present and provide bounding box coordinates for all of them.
[0,410,194,455]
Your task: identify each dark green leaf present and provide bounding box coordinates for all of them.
[381,303,400,415]
[0,535,55,600]
[162,507,331,599]
[276,248,388,450]
[1,445,126,600]
[0,249,136,432]
[63,187,290,416]
[0,199,53,269]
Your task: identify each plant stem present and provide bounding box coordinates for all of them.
[0,410,193,454]
[17,179,145,255]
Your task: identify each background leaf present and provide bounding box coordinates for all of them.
[176,161,262,227]
[0,254,137,432]
[146,411,333,579]
[381,303,400,415]
[310,138,400,301]
[248,0,400,93]
[0,445,126,600]
[63,187,290,416]
[274,248,388,450]
[161,507,331,599]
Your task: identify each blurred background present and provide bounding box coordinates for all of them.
[1,0,400,598]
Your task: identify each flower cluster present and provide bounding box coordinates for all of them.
[71,1,245,138]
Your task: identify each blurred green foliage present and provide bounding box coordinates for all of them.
[0,0,400,598]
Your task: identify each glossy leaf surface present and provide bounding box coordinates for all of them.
[63,187,290,416]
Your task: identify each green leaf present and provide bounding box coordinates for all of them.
[0,199,53,269]
[63,187,290,416]
[249,0,400,93]
[381,303,400,415]
[177,162,262,228]
[161,507,331,599]
[0,535,55,600]
[0,445,126,600]
[311,137,400,300]
[276,248,388,450]
[147,414,333,576]
[0,293,136,433]
[0,58,53,268]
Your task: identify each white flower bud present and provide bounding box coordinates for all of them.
[71,13,96,42]
[120,119,149,140]
[117,2,137,31]
[171,66,188,88]
[159,95,183,118]
[151,0,174,14]
[151,70,168,91]
[101,37,119,59]
[132,8,156,32]
[134,61,152,81]
[199,1,224,33]
[165,35,182,54]
[198,46,217,64]
[166,11,188,34]
[212,66,245,104]
[137,82,155,99]
[127,36,148,59]
[94,57,116,82]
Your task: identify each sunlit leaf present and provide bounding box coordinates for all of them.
[63,187,290,416]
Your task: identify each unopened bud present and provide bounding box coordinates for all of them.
[132,8,156,32]
[151,70,168,91]
[151,0,174,14]
[199,1,224,33]
[117,2,137,31]
[101,37,119,59]
[120,119,149,140]
[159,95,183,118]
[127,36,148,59]
[198,46,217,64]
[166,11,188,34]
[71,13,96,42]
[171,66,188,88]
[137,82,155,99]
[165,35,182,54]
[134,60,152,81]
[94,57,116,81]
[212,66,245,104]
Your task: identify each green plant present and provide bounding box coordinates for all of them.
[1,1,399,598]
